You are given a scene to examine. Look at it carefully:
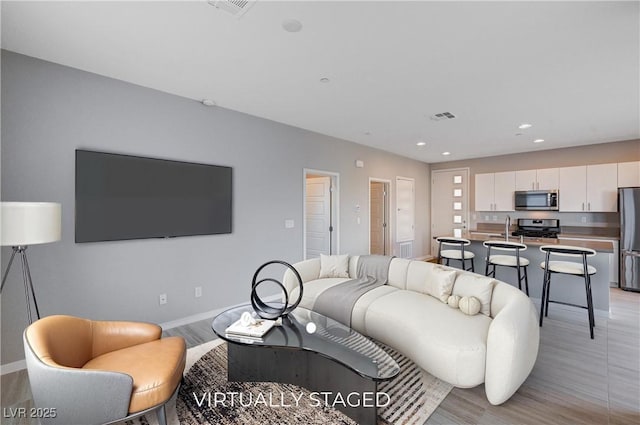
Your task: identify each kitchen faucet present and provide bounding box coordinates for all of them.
[505,215,511,241]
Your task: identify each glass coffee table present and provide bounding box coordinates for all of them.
[212,304,400,425]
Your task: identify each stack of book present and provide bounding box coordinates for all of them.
[225,315,276,341]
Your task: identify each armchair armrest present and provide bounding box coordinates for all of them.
[91,320,161,358]
[485,283,539,405]
[24,333,133,425]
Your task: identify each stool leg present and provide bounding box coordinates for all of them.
[516,263,522,291]
[524,266,529,296]
[470,258,475,272]
[540,268,548,327]
[485,257,490,276]
[544,274,551,317]
[587,274,595,337]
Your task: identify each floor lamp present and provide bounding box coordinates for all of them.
[1,202,62,324]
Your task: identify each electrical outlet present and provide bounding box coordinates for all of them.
[581,216,587,223]
[195,286,202,298]
[492,215,498,221]
[159,293,167,305]
[485,215,489,221]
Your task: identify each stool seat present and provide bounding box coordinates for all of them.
[540,260,597,276]
[490,255,530,267]
[441,249,475,260]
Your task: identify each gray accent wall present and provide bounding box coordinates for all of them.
[1,51,430,365]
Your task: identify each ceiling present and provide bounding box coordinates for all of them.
[2,1,639,163]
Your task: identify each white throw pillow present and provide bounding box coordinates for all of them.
[452,273,495,317]
[459,296,482,315]
[318,254,350,278]
[429,266,457,303]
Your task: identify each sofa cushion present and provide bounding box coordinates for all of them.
[351,285,400,333]
[387,258,411,289]
[290,277,352,310]
[83,336,186,413]
[319,254,350,278]
[452,273,495,317]
[362,290,491,387]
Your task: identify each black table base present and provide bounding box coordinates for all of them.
[227,342,379,425]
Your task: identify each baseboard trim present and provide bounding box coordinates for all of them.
[1,359,27,376]
[159,294,282,330]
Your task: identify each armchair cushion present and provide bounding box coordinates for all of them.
[83,336,186,413]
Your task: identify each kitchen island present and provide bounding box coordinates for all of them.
[440,232,614,314]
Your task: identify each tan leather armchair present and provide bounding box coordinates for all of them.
[23,315,186,425]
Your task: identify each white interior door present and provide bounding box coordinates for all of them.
[370,181,389,255]
[305,176,332,259]
[396,177,415,243]
[431,169,469,255]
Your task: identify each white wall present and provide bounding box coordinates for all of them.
[0,51,430,365]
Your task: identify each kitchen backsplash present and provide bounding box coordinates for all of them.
[471,210,619,229]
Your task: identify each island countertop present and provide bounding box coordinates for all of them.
[462,232,614,253]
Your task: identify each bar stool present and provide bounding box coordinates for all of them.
[483,240,530,295]
[436,237,475,272]
[539,245,597,339]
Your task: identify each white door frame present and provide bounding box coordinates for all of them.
[368,177,392,255]
[430,167,470,253]
[303,168,340,260]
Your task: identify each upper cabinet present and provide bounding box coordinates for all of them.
[559,163,618,212]
[475,171,515,211]
[515,168,559,191]
[618,161,640,187]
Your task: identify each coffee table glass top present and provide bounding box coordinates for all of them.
[212,304,400,381]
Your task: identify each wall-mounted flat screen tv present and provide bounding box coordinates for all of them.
[75,149,232,243]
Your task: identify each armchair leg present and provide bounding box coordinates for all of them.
[157,404,167,425]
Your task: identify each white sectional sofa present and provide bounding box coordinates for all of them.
[283,256,539,405]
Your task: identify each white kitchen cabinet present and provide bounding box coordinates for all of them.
[515,168,559,191]
[475,171,515,211]
[587,163,618,211]
[536,168,560,190]
[475,173,495,211]
[515,169,537,191]
[559,164,618,212]
[618,161,640,187]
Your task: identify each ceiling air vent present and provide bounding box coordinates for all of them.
[208,0,256,18]
[430,112,456,121]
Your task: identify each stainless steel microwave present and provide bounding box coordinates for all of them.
[514,190,559,211]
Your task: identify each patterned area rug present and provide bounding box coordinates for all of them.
[125,340,452,425]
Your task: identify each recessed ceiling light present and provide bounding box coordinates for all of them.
[442,151,451,156]
[201,99,216,107]
[518,123,532,129]
[320,77,330,83]
[282,18,303,33]
[416,141,426,146]
[533,139,545,143]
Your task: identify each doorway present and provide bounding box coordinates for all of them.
[369,178,391,255]
[303,169,339,259]
[431,168,470,255]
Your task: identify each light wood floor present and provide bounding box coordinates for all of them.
[3,288,638,425]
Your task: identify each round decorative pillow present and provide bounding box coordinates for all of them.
[459,296,481,315]
[447,295,461,308]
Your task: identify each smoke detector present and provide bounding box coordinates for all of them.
[430,112,456,121]
[208,0,256,18]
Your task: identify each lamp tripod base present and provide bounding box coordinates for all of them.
[1,246,41,324]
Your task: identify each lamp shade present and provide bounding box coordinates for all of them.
[1,202,62,246]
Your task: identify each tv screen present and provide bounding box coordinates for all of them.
[75,150,232,243]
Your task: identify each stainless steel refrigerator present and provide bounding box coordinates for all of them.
[619,187,640,292]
